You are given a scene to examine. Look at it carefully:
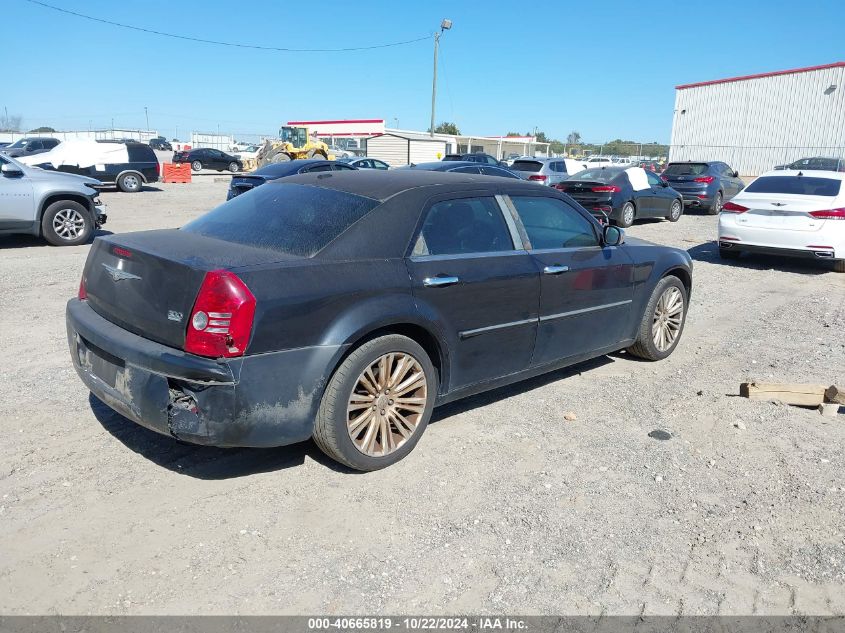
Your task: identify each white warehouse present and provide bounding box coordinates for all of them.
[669,62,845,176]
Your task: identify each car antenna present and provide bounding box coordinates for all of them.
[797,171,803,177]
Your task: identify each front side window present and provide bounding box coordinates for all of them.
[646,171,663,186]
[510,196,599,249]
[451,166,481,174]
[413,197,513,256]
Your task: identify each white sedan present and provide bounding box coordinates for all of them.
[718,170,845,272]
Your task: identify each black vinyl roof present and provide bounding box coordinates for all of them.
[275,169,533,202]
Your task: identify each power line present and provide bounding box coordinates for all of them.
[20,0,433,52]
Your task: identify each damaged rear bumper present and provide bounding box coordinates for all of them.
[66,298,345,448]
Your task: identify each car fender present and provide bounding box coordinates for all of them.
[116,168,147,184]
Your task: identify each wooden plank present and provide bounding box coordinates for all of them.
[739,382,827,407]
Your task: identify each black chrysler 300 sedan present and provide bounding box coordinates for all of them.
[67,171,693,471]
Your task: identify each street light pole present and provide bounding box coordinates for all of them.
[144,106,149,131]
[430,19,452,137]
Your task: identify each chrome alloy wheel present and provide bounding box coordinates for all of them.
[347,352,428,457]
[123,174,140,190]
[652,286,684,351]
[53,208,86,240]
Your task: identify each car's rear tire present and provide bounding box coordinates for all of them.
[117,172,142,193]
[617,201,636,228]
[708,191,723,215]
[191,160,202,172]
[667,199,683,222]
[228,161,239,172]
[627,275,688,361]
[313,334,437,471]
[719,247,741,260]
[41,200,93,246]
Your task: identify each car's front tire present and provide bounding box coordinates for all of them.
[313,334,437,471]
[627,275,688,361]
[833,259,845,273]
[41,200,93,246]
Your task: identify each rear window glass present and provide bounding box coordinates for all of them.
[569,168,624,182]
[127,144,156,162]
[664,163,709,176]
[511,160,542,172]
[182,183,380,257]
[744,176,842,196]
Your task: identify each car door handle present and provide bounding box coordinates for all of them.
[543,265,570,275]
[423,275,460,287]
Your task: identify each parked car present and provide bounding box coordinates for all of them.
[0,142,10,149]
[1,137,61,158]
[22,140,159,193]
[227,159,357,200]
[774,157,845,172]
[398,161,522,179]
[509,157,586,185]
[67,170,692,470]
[661,161,744,214]
[638,160,662,172]
[173,148,243,172]
[555,166,684,227]
[149,137,172,151]
[443,153,506,166]
[583,156,614,169]
[337,157,390,170]
[718,170,845,272]
[0,153,106,245]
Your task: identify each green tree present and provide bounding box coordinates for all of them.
[534,131,549,143]
[505,131,521,137]
[28,126,56,133]
[566,131,581,145]
[0,113,22,132]
[431,122,460,135]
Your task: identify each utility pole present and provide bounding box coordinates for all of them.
[430,19,452,137]
[144,106,149,131]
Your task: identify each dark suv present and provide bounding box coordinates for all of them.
[50,142,160,193]
[1,137,61,158]
[149,137,173,151]
[661,161,744,214]
[774,156,845,172]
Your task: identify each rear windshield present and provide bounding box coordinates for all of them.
[744,176,842,196]
[127,144,156,162]
[511,160,543,172]
[664,163,709,176]
[569,168,624,182]
[182,183,380,257]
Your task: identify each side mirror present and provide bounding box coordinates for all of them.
[660,180,669,187]
[603,224,624,246]
[499,161,508,167]
[24,145,34,152]
[733,171,739,178]
[1,163,23,177]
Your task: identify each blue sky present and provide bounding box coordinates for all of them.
[4,0,844,143]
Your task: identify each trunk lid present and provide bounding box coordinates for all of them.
[557,180,613,205]
[83,229,295,349]
[733,194,835,232]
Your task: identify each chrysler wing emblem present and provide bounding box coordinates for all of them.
[771,202,787,206]
[102,263,141,282]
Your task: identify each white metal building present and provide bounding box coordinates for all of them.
[365,132,447,166]
[669,62,845,176]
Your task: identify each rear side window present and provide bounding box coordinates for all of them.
[744,176,842,196]
[182,183,380,257]
[413,197,513,256]
[511,160,542,172]
[480,166,520,179]
[127,144,156,162]
[664,163,709,176]
[511,196,599,249]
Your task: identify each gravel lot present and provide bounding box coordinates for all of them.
[1,179,844,615]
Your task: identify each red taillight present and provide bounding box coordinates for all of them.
[693,176,715,183]
[808,208,845,220]
[528,174,548,182]
[591,185,620,193]
[184,270,256,358]
[78,275,87,300]
[660,174,668,182]
[721,201,749,213]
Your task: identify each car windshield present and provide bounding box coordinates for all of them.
[569,168,624,182]
[744,176,842,196]
[7,139,29,149]
[182,183,380,257]
[511,160,543,172]
[664,163,709,176]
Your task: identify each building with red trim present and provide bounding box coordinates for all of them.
[669,62,845,175]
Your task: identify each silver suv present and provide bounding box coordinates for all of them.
[509,157,587,186]
[0,154,107,246]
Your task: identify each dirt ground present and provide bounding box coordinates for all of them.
[1,179,844,615]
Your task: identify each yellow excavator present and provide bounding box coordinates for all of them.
[247,126,331,170]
